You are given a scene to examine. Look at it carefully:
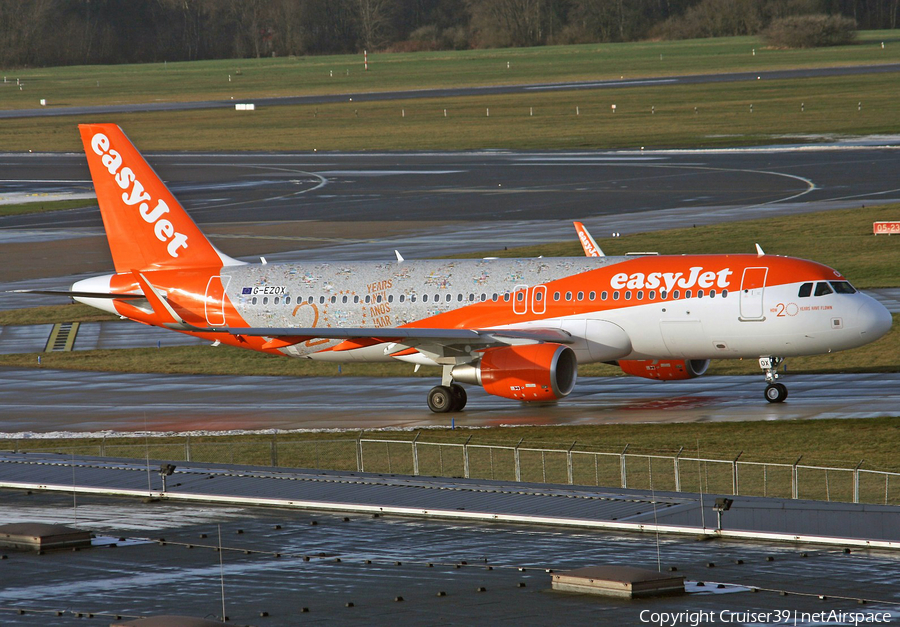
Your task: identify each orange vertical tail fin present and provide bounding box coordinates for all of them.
[79,123,239,272]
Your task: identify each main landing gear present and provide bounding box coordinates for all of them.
[427,384,467,413]
[427,365,468,413]
[759,356,788,403]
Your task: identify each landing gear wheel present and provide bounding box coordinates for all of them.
[449,384,467,412]
[764,383,788,403]
[427,385,454,413]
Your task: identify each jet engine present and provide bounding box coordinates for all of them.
[618,359,710,380]
[452,343,578,401]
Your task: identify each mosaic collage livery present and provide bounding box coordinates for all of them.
[60,124,893,412]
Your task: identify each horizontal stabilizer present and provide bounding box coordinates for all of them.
[8,289,144,300]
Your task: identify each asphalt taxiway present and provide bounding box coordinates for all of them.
[0,368,897,434]
[2,62,899,120]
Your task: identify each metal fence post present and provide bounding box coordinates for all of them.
[100,436,106,457]
[674,446,683,492]
[412,433,420,476]
[853,460,864,503]
[732,451,743,495]
[792,455,802,499]
[620,444,629,489]
[271,435,278,467]
[185,435,192,462]
[514,438,524,482]
[566,441,576,485]
[463,435,472,479]
[356,431,364,473]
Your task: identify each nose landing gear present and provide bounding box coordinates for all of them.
[759,357,788,403]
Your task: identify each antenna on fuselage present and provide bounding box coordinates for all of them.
[755,243,765,257]
[395,250,405,263]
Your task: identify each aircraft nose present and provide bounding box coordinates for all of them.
[857,298,893,342]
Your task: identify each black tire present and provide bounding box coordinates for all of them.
[427,385,454,413]
[449,384,467,412]
[776,382,788,401]
[764,383,788,403]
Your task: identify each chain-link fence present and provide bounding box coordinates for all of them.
[6,436,899,506]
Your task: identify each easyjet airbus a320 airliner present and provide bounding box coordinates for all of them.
[27,125,892,412]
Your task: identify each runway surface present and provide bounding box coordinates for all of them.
[2,63,899,119]
[1,368,896,435]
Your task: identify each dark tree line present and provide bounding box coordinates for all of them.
[1,0,896,68]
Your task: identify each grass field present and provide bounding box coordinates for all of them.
[4,71,900,152]
[2,33,900,152]
[0,199,97,217]
[2,33,898,110]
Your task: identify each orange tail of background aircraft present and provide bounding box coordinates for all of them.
[18,124,893,413]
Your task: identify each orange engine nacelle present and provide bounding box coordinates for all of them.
[452,343,578,402]
[618,359,710,380]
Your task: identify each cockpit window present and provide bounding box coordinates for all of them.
[830,281,857,294]
[814,282,834,297]
[798,283,813,298]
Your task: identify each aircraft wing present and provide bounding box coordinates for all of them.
[198,325,572,345]
[176,323,573,359]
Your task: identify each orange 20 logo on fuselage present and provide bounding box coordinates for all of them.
[90,133,189,259]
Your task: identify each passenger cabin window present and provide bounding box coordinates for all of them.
[685,290,692,299]
[480,293,487,301]
[446,294,452,302]
[331,296,336,303]
[649,290,656,300]
[319,296,325,304]
[354,295,360,303]
[722,290,728,298]
[673,290,680,299]
[263,297,269,305]
[285,297,291,305]
[661,290,668,299]
[625,291,632,300]
[798,282,813,298]
[535,291,543,301]
[553,292,560,301]
[830,281,857,294]
[458,294,463,302]
[469,293,475,302]
[565,291,572,301]
[815,282,834,297]
[637,290,644,300]
[613,292,620,300]
[589,291,596,300]
[577,291,584,301]
[399,295,405,303]
[601,291,608,300]
[388,295,394,303]
[251,297,258,305]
